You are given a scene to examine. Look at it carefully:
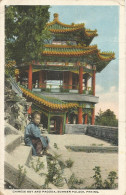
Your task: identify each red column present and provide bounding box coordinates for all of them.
[91,108,95,125]
[60,118,63,135]
[28,106,32,114]
[92,68,96,96]
[79,66,83,94]
[63,72,66,89]
[84,114,88,124]
[78,107,83,124]
[28,64,32,90]
[15,74,18,82]
[66,116,68,124]
[63,72,68,89]
[69,71,72,89]
[54,120,56,131]
[39,70,44,88]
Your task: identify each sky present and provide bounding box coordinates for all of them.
[49,6,119,118]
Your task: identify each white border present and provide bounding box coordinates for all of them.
[0,0,125,195]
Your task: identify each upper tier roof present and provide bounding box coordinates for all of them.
[42,44,115,72]
[46,13,98,46]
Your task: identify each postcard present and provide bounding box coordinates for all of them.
[0,0,125,195]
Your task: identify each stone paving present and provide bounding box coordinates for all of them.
[46,134,118,187]
[5,128,118,189]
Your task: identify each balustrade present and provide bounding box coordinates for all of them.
[32,83,93,94]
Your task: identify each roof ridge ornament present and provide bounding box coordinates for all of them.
[53,13,59,21]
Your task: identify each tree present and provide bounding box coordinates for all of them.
[5,6,51,65]
[95,109,118,127]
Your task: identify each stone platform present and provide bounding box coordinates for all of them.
[4,123,118,189]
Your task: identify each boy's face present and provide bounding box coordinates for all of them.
[33,114,41,125]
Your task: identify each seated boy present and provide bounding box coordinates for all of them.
[24,111,49,156]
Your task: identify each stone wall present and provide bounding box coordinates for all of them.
[65,124,118,145]
[65,124,88,134]
[86,125,118,145]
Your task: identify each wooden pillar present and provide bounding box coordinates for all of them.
[28,64,32,90]
[63,113,66,134]
[54,120,56,131]
[68,71,72,89]
[66,115,68,124]
[60,117,63,135]
[78,107,83,124]
[84,114,88,124]
[39,70,45,88]
[39,71,42,88]
[27,106,32,114]
[91,108,95,125]
[79,66,83,94]
[63,72,65,89]
[48,113,50,133]
[92,66,96,96]
[15,74,18,82]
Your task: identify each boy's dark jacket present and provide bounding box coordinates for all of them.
[24,121,48,149]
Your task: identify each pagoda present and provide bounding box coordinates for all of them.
[15,13,115,134]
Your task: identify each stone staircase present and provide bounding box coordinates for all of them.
[4,122,57,189]
[4,122,118,189]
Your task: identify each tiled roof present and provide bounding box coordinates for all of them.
[42,45,115,61]
[20,86,78,110]
[46,13,97,38]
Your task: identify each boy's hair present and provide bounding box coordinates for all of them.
[31,111,41,120]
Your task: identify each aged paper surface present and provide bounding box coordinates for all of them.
[0,0,126,195]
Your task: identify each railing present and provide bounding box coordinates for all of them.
[32,83,93,95]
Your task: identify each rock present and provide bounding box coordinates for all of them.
[5,79,31,132]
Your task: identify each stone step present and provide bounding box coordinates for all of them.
[9,143,32,166]
[5,151,58,189]
[5,122,24,136]
[5,134,22,153]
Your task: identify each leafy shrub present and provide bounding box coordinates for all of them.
[67,173,84,189]
[87,166,118,189]
[65,159,74,168]
[17,165,27,188]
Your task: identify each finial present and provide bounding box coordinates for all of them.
[53,13,59,20]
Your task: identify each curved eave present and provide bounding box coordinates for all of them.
[42,47,115,60]
[46,19,84,28]
[44,44,97,49]
[48,28,98,38]
[85,30,98,37]
[98,53,115,61]
[42,49,98,57]
[20,86,78,110]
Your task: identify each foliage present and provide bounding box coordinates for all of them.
[5,6,51,64]
[53,143,59,150]
[42,143,76,188]
[30,157,44,172]
[87,166,118,189]
[16,165,27,188]
[67,173,84,189]
[91,166,103,189]
[95,109,118,127]
[65,159,74,168]
[44,152,65,188]
[104,171,118,189]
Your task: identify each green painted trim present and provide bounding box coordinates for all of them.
[48,112,51,134]
[63,113,66,134]
[50,113,66,117]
